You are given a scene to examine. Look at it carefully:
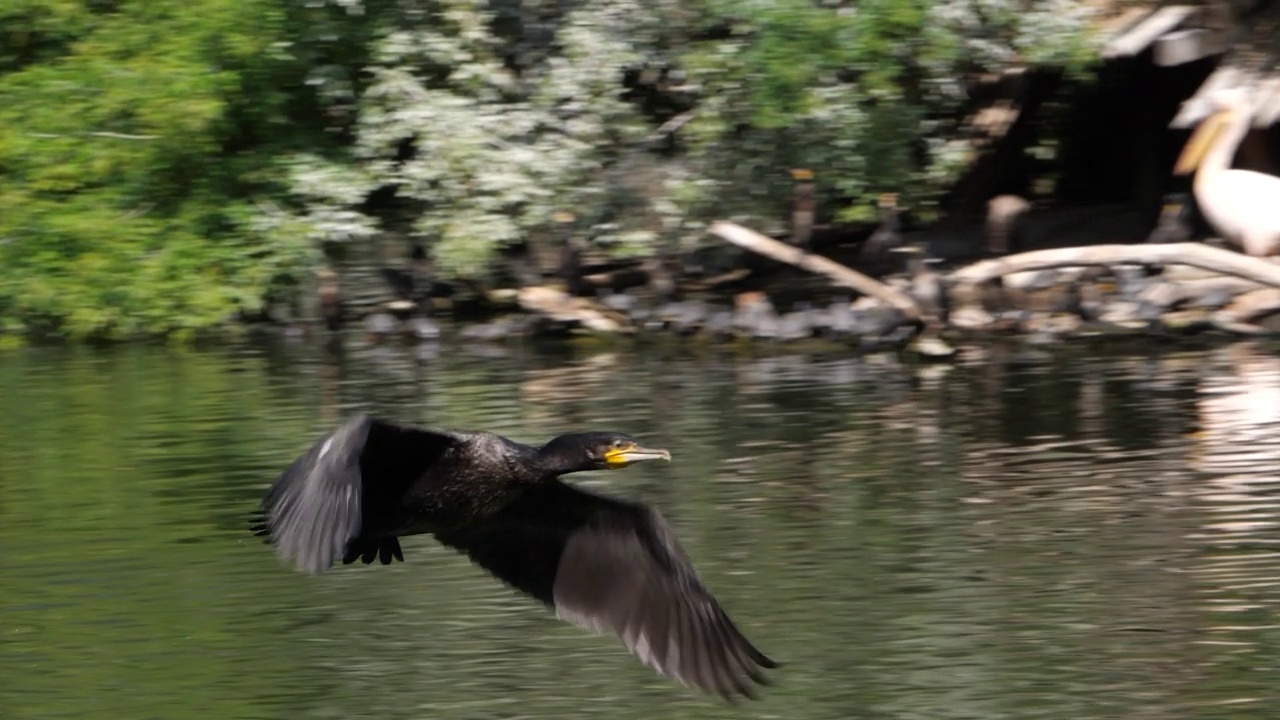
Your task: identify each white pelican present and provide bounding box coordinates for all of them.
[1173,88,1280,256]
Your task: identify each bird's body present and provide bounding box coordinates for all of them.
[859,193,903,275]
[789,168,817,252]
[1192,170,1280,255]
[892,244,949,330]
[1174,88,1280,257]
[315,268,343,332]
[252,415,776,699]
[1145,192,1193,245]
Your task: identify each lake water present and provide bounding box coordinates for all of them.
[3,336,1280,719]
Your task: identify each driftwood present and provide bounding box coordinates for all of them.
[517,286,634,334]
[682,268,753,293]
[950,243,1280,288]
[708,220,921,320]
[1217,288,1280,325]
[581,267,651,292]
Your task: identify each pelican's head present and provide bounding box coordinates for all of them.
[1206,87,1252,113]
[1173,87,1255,176]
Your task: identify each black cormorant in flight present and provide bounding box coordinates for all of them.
[251,414,777,699]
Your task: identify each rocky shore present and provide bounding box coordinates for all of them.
[323,247,1280,363]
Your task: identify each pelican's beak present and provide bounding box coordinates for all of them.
[1174,110,1230,176]
[604,443,672,469]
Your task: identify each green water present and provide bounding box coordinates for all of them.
[3,338,1280,719]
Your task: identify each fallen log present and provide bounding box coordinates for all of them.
[950,243,1280,288]
[517,286,635,334]
[708,220,920,320]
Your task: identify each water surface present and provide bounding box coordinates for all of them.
[3,338,1280,719]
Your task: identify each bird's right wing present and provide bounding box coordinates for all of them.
[252,414,460,574]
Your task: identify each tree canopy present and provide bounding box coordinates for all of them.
[0,0,1099,341]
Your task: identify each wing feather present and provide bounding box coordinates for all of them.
[433,481,777,699]
[252,414,460,574]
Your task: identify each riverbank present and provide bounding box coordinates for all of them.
[281,223,1280,362]
[261,254,1280,364]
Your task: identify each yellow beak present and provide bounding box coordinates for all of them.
[604,444,672,468]
[1174,110,1230,176]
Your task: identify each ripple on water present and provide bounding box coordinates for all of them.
[4,341,1280,718]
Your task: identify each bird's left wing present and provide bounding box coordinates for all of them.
[432,480,777,699]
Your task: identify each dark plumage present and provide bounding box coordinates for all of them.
[251,414,777,699]
[892,243,950,328]
[789,168,816,252]
[1146,193,1192,245]
[858,193,903,275]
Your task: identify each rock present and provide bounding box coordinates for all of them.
[1097,299,1143,326]
[460,317,528,342]
[853,305,906,341]
[949,305,997,330]
[363,312,400,339]
[776,311,813,341]
[385,299,418,319]
[657,300,710,335]
[1159,308,1213,333]
[704,310,735,340]
[1020,312,1082,338]
[825,300,858,337]
[909,335,957,359]
[599,292,639,316]
[405,316,441,341]
[1136,281,1186,313]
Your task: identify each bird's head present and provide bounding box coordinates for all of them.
[1174,87,1255,176]
[539,432,672,474]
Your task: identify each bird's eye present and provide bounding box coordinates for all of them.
[611,439,622,448]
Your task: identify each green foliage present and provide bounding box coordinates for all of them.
[1,0,1106,338]
[0,0,335,340]
[682,0,1100,228]
[288,0,682,281]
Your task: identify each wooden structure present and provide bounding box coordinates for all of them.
[1102,2,1280,132]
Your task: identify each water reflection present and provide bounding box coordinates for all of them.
[2,338,1280,718]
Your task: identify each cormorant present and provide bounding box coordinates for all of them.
[251,415,777,699]
[891,244,950,329]
[789,168,816,252]
[858,193,902,275]
[554,211,588,297]
[315,267,343,331]
[1145,192,1192,245]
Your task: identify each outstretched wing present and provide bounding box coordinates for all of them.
[251,414,460,574]
[433,480,777,699]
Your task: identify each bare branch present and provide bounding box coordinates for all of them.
[949,243,1280,289]
[707,220,921,320]
[27,131,159,141]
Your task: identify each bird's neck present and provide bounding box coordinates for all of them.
[485,438,556,483]
[529,445,587,480]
